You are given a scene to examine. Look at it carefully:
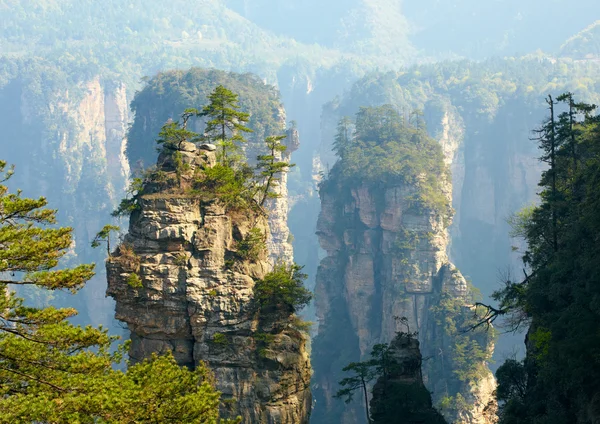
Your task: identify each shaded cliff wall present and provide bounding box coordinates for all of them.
[0,70,129,329]
[312,178,495,424]
[314,60,600,363]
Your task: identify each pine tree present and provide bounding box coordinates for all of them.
[256,135,294,207]
[157,108,201,151]
[91,224,120,255]
[200,85,253,165]
[0,160,238,423]
[332,116,354,159]
[335,361,377,424]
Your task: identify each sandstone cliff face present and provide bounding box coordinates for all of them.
[106,146,311,423]
[263,127,299,265]
[312,177,496,424]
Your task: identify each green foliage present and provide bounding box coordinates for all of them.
[324,105,451,221]
[496,359,527,409]
[91,224,120,256]
[174,251,189,267]
[392,228,421,259]
[0,160,234,423]
[335,360,377,423]
[199,85,253,165]
[235,227,267,262]
[172,151,192,177]
[193,163,256,210]
[289,315,313,333]
[253,262,312,314]
[112,177,144,217]
[507,204,536,239]
[488,96,600,423]
[127,272,143,289]
[336,360,377,401]
[256,135,294,207]
[254,332,276,358]
[157,108,200,150]
[430,292,493,386]
[212,333,229,346]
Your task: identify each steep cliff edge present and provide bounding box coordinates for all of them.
[126,69,296,265]
[311,106,495,424]
[106,144,311,423]
[0,71,129,329]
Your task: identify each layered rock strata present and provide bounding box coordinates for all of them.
[106,146,311,423]
[312,179,496,424]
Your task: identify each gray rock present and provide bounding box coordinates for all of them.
[313,177,497,424]
[179,141,197,152]
[199,143,217,152]
[107,194,311,424]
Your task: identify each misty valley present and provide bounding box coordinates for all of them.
[1,1,600,423]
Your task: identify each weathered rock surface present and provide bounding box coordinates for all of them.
[262,126,298,265]
[312,177,496,424]
[106,151,311,423]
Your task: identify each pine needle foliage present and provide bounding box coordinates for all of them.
[0,160,238,423]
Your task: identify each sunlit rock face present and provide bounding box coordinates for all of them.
[106,146,311,423]
[312,172,496,424]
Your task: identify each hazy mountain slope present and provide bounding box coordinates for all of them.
[560,20,600,59]
[225,0,414,59]
[403,0,600,58]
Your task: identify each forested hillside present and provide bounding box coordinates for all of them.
[3,0,600,422]
[487,96,600,424]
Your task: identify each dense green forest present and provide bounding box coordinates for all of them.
[3,1,600,423]
[484,95,600,423]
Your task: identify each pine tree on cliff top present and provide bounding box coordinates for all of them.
[0,160,238,423]
[200,85,253,165]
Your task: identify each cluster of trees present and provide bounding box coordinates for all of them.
[0,85,312,422]
[478,93,600,423]
[115,84,294,216]
[0,160,239,423]
[325,105,451,221]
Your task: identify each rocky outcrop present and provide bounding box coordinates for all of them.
[312,176,496,423]
[370,332,447,424]
[106,146,311,423]
[126,69,297,267]
[263,127,299,265]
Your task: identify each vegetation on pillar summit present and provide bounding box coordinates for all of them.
[473,93,600,424]
[323,105,451,223]
[335,321,446,424]
[114,85,294,216]
[200,84,253,165]
[0,160,239,423]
